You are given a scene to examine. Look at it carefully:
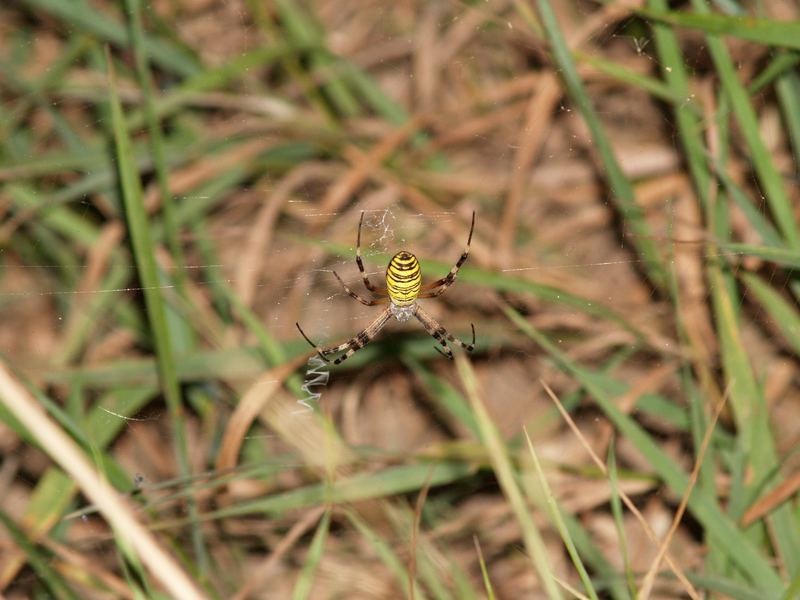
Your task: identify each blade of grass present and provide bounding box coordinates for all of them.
[291,509,331,600]
[648,0,712,212]
[472,536,496,600]
[1,386,155,586]
[19,0,199,76]
[274,0,358,118]
[346,508,428,600]
[646,2,798,577]
[382,502,455,600]
[776,70,800,176]
[0,362,207,599]
[709,253,800,576]
[0,509,82,600]
[106,47,208,568]
[561,510,629,599]
[712,168,783,248]
[455,354,563,599]
[523,427,599,600]
[750,52,800,95]
[533,0,667,289]
[639,390,727,598]
[637,9,800,51]
[722,243,800,269]
[404,356,480,438]
[686,0,799,249]
[684,573,766,600]
[577,52,690,107]
[540,380,699,599]
[39,331,492,388]
[502,303,784,593]
[741,273,800,355]
[125,0,194,355]
[607,442,637,599]
[213,461,475,520]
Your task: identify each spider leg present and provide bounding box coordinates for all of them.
[296,309,393,365]
[332,270,388,306]
[419,210,475,297]
[356,211,389,295]
[296,322,331,363]
[331,308,393,365]
[415,306,475,359]
[433,342,454,360]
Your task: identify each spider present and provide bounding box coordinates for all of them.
[296,211,476,365]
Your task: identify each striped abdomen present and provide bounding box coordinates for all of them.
[386,251,421,306]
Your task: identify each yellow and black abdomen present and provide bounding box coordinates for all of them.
[386,251,422,306]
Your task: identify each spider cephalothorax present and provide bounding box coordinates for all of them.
[297,211,476,365]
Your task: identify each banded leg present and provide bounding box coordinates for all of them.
[415,306,475,360]
[356,211,388,295]
[296,308,392,365]
[332,270,388,306]
[419,210,475,298]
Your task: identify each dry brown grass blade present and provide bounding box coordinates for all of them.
[553,575,591,600]
[232,505,327,600]
[317,114,426,219]
[741,471,800,528]
[0,361,207,600]
[539,379,701,600]
[638,388,729,598]
[235,163,340,308]
[43,537,136,600]
[499,74,561,265]
[215,356,308,473]
[55,223,123,367]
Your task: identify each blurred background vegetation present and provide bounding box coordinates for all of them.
[1,0,800,598]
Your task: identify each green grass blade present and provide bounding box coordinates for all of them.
[648,0,713,212]
[214,461,475,519]
[291,510,331,600]
[776,70,800,174]
[713,169,783,247]
[561,511,629,599]
[523,428,599,600]
[19,0,199,76]
[125,0,194,354]
[0,509,82,600]
[749,52,800,95]
[638,9,800,51]
[106,48,207,567]
[722,243,800,269]
[455,355,563,599]
[741,273,800,356]
[346,509,427,600]
[577,52,689,107]
[274,0,359,118]
[607,443,636,599]
[473,535,496,600]
[502,303,784,594]
[533,0,667,289]
[685,0,799,249]
[405,357,480,438]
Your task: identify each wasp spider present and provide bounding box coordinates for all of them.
[296,212,476,365]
